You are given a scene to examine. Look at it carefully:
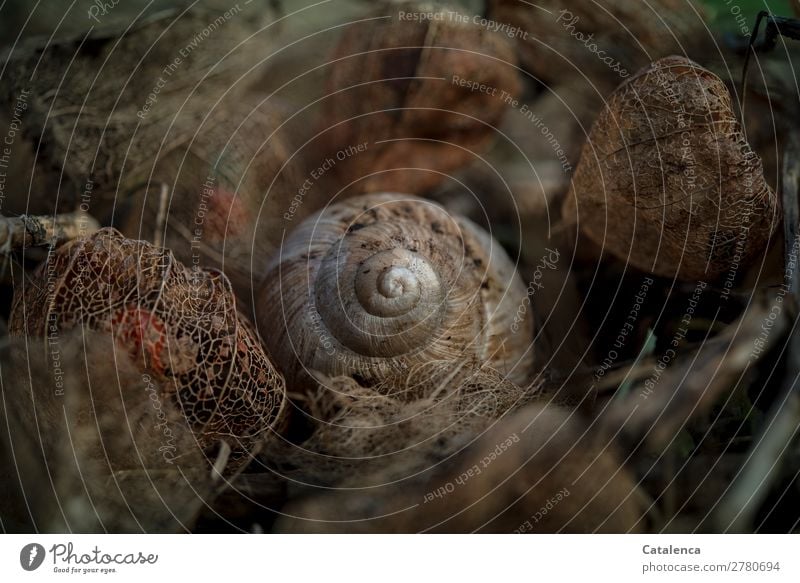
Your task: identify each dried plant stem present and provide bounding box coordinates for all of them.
[0,211,99,252]
[153,183,169,248]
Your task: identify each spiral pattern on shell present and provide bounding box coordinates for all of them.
[257,193,534,394]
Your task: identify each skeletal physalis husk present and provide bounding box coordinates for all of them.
[257,193,534,392]
[261,365,538,487]
[9,228,287,454]
[274,402,645,533]
[324,0,521,195]
[563,56,779,281]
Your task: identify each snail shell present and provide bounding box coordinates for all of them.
[257,193,534,392]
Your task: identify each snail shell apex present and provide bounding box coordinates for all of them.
[257,193,534,393]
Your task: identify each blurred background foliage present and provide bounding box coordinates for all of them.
[1,1,799,45]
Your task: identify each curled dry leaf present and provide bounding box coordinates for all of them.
[564,56,779,281]
[0,332,214,533]
[257,193,534,391]
[275,402,645,533]
[9,228,286,454]
[324,0,521,195]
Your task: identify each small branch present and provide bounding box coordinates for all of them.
[0,211,99,252]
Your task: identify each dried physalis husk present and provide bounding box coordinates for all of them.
[488,0,707,90]
[563,56,779,281]
[262,365,537,487]
[324,1,521,195]
[275,402,645,533]
[0,331,214,533]
[119,102,302,304]
[1,4,277,218]
[9,228,287,455]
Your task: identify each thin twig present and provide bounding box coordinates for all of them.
[0,211,99,253]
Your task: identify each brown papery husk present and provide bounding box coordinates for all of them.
[488,0,711,185]
[0,332,214,533]
[274,401,644,533]
[261,365,539,489]
[323,1,521,196]
[118,100,304,304]
[563,56,779,281]
[1,4,277,219]
[8,228,286,457]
